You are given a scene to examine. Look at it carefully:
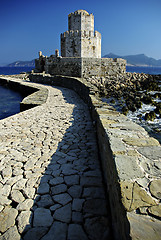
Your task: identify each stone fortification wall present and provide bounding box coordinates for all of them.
[61,30,101,58]
[35,56,126,78]
[29,73,161,240]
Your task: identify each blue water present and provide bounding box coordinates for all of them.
[0,67,33,75]
[0,85,23,120]
[126,66,161,75]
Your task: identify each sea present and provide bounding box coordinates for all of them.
[0,67,33,120]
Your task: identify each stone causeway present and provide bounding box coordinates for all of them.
[0,74,161,240]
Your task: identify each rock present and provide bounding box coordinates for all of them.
[33,208,53,227]
[115,155,144,181]
[72,199,85,211]
[53,203,71,223]
[1,166,12,178]
[68,185,82,198]
[137,146,161,160]
[49,177,64,186]
[37,183,49,195]
[37,194,53,208]
[53,193,72,205]
[16,199,34,211]
[17,210,33,233]
[0,226,20,240]
[0,184,11,197]
[10,189,25,203]
[51,184,67,195]
[84,217,111,240]
[148,205,161,218]
[64,175,79,185]
[0,195,12,205]
[0,206,18,233]
[23,186,35,199]
[12,178,27,190]
[23,227,48,240]
[120,181,156,211]
[127,212,161,240]
[149,179,161,199]
[68,224,88,240]
[41,221,67,240]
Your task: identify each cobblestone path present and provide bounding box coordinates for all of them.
[0,83,113,240]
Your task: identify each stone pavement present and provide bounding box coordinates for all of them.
[0,80,113,239]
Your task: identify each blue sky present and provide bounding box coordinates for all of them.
[0,0,161,65]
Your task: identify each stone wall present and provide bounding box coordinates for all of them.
[35,57,126,78]
[61,10,101,58]
[29,73,161,240]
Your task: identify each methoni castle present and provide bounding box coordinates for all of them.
[35,9,126,78]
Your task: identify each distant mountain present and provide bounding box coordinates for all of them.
[7,60,35,67]
[103,53,161,67]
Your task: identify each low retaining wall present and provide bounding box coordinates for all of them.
[0,77,48,111]
[29,73,161,240]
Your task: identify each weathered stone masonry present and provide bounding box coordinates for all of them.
[34,9,126,78]
[29,73,161,240]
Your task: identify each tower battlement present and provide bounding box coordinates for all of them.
[61,30,101,39]
[61,10,101,58]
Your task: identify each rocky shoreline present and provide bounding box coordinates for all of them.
[85,72,161,143]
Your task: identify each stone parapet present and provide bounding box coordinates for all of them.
[35,57,126,78]
[29,73,161,240]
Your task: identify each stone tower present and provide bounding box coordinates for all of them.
[61,10,101,58]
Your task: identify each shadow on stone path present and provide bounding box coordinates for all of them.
[0,85,113,240]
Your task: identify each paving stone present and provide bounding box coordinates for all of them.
[51,184,67,195]
[37,183,49,195]
[17,199,34,211]
[53,203,71,223]
[83,199,107,216]
[72,212,83,223]
[17,210,33,233]
[83,187,105,199]
[49,176,64,186]
[50,204,61,212]
[41,221,67,240]
[64,175,79,185]
[37,194,54,208]
[68,224,88,240]
[0,184,11,197]
[0,226,20,240]
[0,195,12,205]
[68,185,82,198]
[23,186,36,199]
[10,189,25,203]
[72,199,85,211]
[33,208,53,227]
[0,206,18,233]
[53,193,72,205]
[1,166,12,178]
[12,178,27,190]
[23,227,48,240]
[80,176,103,187]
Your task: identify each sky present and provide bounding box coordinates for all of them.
[0,0,161,65]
